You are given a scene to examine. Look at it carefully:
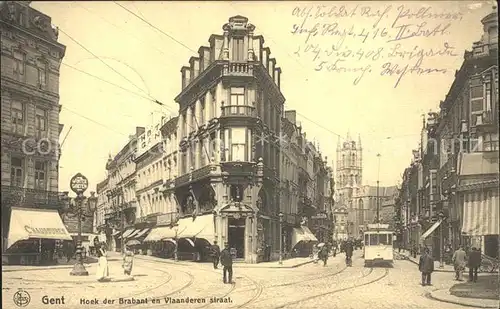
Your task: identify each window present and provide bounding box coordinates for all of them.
[470,80,485,126]
[231,37,245,61]
[35,161,46,190]
[209,90,216,119]
[430,170,437,202]
[11,157,23,187]
[369,234,379,245]
[230,87,245,114]
[230,185,243,202]
[483,133,499,151]
[200,96,205,124]
[191,106,197,128]
[13,51,25,76]
[209,132,216,161]
[231,127,246,161]
[37,60,47,89]
[35,107,47,139]
[182,112,188,136]
[11,100,25,135]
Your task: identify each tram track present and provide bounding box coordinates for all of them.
[273,267,390,308]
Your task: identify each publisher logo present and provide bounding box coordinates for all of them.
[13,290,30,307]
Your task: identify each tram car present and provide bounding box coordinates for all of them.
[363,223,394,267]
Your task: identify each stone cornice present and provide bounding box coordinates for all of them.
[1,76,60,104]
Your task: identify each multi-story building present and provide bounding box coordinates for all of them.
[101,127,144,251]
[168,15,285,263]
[336,134,397,238]
[1,2,67,258]
[134,116,178,230]
[95,178,108,234]
[396,7,499,259]
[96,16,333,263]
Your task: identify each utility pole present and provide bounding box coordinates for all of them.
[376,154,381,223]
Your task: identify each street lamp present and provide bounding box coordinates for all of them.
[278,212,284,265]
[63,191,97,276]
[438,211,445,269]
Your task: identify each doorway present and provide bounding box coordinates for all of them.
[228,217,245,259]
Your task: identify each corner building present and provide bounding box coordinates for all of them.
[1,1,67,261]
[173,16,284,263]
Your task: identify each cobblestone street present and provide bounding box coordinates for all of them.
[2,251,472,309]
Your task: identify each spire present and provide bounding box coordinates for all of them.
[337,136,341,150]
[346,130,351,141]
[358,134,362,149]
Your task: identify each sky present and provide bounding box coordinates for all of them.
[30,1,495,194]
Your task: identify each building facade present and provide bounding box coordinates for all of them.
[102,127,144,251]
[96,16,333,263]
[396,8,499,259]
[1,2,66,254]
[335,133,397,239]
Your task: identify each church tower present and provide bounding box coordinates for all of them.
[335,132,363,209]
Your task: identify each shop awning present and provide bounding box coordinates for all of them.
[420,219,443,242]
[291,226,318,248]
[143,226,178,242]
[126,229,140,239]
[7,207,73,249]
[112,230,121,236]
[132,228,151,239]
[462,189,499,236]
[177,214,215,242]
[118,228,135,239]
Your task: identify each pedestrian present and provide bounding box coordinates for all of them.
[95,242,109,282]
[318,245,329,266]
[344,239,354,266]
[467,247,481,282]
[122,245,134,276]
[418,247,434,286]
[220,242,233,284]
[332,241,337,257]
[210,240,221,269]
[452,246,466,281]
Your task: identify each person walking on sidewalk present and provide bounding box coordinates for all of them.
[452,246,467,281]
[418,247,434,286]
[467,247,481,282]
[220,242,233,284]
[210,240,221,269]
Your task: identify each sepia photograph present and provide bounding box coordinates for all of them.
[1,1,499,308]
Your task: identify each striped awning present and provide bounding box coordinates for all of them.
[126,229,140,239]
[118,228,135,239]
[462,189,499,236]
[420,220,442,242]
[132,228,150,239]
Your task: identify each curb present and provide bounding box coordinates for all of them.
[427,290,499,308]
[3,264,94,272]
[395,254,454,273]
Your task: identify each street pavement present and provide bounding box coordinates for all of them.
[2,250,492,309]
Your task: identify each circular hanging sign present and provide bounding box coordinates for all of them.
[70,173,88,195]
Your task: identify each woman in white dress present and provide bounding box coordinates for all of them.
[95,242,109,281]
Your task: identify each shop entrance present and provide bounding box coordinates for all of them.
[228,217,245,259]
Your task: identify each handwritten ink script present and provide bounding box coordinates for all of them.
[290,4,463,87]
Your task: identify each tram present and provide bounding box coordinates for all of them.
[363,223,394,267]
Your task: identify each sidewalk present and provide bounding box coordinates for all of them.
[3,256,98,272]
[429,288,499,308]
[128,251,319,269]
[395,250,454,272]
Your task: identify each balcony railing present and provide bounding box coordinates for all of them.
[227,62,252,75]
[1,185,61,209]
[221,105,256,117]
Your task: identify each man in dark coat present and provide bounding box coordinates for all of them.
[467,247,481,282]
[210,240,221,269]
[318,245,329,266]
[220,242,233,284]
[419,247,434,286]
[344,240,354,266]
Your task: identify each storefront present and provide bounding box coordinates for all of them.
[291,225,318,257]
[4,207,73,265]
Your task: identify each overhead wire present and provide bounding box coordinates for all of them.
[58,27,165,107]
